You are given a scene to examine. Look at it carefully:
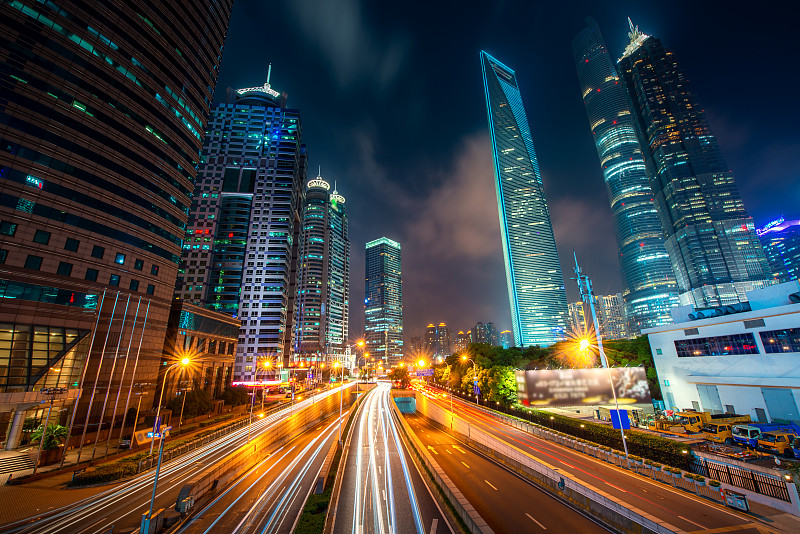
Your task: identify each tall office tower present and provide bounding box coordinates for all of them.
[0,0,232,445]
[567,302,589,333]
[434,323,451,358]
[617,20,772,309]
[423,324,436,355]
[500,330,514,349]
[474,321,499,346]
[293,172,350,365]
[572,19,679,334]
[174,74,307,381]
[481,51,569,347]
[364,237,403,366]
[596,293,628,340]
[758,217,800,283]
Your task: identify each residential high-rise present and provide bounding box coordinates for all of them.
[293,172,350,365]
[617,20,772,309]
[480,51,569,347]
[473,321,499,346]
[500,330,514,349]
[423,323,452,359]
[596,293,628,340]
[364,237,403,366]
[0,0,232,447]
[572,19,679,334]
[757,217,800,283]
[568,301,589,334]
[453,331,471,353]
[174,73,307,381]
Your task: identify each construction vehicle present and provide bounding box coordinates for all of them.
[756,431,797,458]
[702,422,740,445]
[732,422,800,448]
[648,410,749,435]
[792,437,800,460]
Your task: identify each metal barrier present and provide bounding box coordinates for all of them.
[690,456,790,502]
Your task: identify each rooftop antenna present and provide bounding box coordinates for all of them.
[266,63,272,85]
[318,165,321,177]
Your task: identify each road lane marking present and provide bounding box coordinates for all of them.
[678,515,708,530]
[526,513,546,530]
[461,462,470,469]
[453,445,466,453]
[484,480,498,491]
[429,518,438,534]
[445,449,452,454]
[427,445,438,455]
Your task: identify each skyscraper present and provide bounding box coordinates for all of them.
[293,172,350,365]
[364,237,403,366]
[423,323,452,359]
[480,51,569,347]
[572,19,679,334]
[596,293,628,340]
[757,217,800,283]
[473,321,499,346]
[174,73,307,381]
[617,20,772,309]
[0,0,232,445]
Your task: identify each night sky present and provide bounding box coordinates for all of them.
[213,1,799,339]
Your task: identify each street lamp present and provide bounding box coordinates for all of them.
[261,360,272,410]
[334,361,344,442]
[142,357,189,534]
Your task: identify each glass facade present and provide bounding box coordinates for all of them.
[293,175,350,362]
[480,51,569,347]
[617,23,772,309]
[760,328,800,354]
[757,218,800,283]
[572,19,679,334]
[365,237,403,366]
[174,78,307,380]
[674,334,759,358]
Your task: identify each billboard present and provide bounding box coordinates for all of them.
[515,367,651,407]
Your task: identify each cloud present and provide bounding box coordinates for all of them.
[284,0,409,91]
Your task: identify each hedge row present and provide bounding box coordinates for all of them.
[510,404,691,470]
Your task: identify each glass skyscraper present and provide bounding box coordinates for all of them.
[174,75,307,381]
[480,51,569,347]
[0,0,232,445]
[757,217,800,283]
[572,18,679,334]
[618,21,772,309]
[364,237,403,366]
[293,172,350,364]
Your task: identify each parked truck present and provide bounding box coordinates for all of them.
[756,431,797,458]
[648,410,749,436]
[702,422,741,445]
[732,422,800,449]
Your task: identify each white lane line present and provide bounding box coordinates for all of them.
[445,450,452,455]
[525,513,546,530]
[453,445,466,453]
[677,515,707,530]
[429,518,438,534]
[460,462,470,469]
[484,480,497,491]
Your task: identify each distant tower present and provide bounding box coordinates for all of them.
[572,18,679,334]
[480,51,569,347]
[617,20,772,308]
[294,171,350,365]
[364,237,403,366]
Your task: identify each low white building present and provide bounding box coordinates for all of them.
[644,280,800,423]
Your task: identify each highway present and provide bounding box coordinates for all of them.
[424,388,784,534]
[177,412,346,534]
[405,412,609,533]
[332,384,453,534]
[0,385,353,534]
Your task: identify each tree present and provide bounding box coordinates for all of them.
[487,366,517,406]
[388,367,411,389]
[31,423,68,450]
[167,388,213,419]
[220,385,250,407]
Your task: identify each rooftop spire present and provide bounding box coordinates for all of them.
[266,63,272,85]
[619,17,650,61]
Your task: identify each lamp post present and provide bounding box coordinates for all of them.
[574,253,628,458]
[334,361,345,443]
[142,358,189,534]
[33,386,68,475]
[149,358,189,455]
[261,360,272,411]
[461,355,479,405]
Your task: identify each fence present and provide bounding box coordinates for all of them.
[690,456,790,502]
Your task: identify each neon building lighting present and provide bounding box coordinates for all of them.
[572,18,679,334]
[480,51,569,347]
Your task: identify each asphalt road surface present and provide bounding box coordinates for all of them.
[332,384,453,534]
[405,412,610,533]
[1,385,353,534]
[423,388,785,534]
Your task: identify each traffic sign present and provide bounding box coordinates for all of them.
[610,409,630,430]
[416,369,434,377]
[473,380,480,396]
